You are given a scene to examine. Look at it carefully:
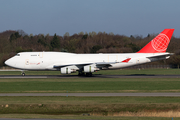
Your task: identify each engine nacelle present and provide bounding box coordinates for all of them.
[84,65,98,73]
[61,67,74,74]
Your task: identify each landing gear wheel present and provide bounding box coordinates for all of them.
[78,72,85,76]
[22,73,25,76]
[86,73,92,77]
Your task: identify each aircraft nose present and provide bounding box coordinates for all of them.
[5,59,10,66]
[5,58,14,67]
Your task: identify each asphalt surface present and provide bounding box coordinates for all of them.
[1,93,180,97]
[1,74,180,78]
[0,118,74,120]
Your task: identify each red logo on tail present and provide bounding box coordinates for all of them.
[151,33,169,52]
[137,29,174,53]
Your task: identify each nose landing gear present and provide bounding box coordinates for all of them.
[21,70,25,76]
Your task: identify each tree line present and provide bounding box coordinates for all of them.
[0,30,180,68]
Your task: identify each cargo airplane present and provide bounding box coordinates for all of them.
[5,29,174,76]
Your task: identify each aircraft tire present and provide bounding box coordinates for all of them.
[22,73,25,76]
[86,73,92,77]
[78,72,85,76]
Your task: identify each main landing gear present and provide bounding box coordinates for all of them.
[86,73,92,77]
[78,71,85,76]
[78,71,93,77]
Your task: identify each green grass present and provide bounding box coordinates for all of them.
[0,78,180,93]
[1,96,180,118]
[0,102,180,117]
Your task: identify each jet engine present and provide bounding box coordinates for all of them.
[61,67,76,74]
[84,65,99,73]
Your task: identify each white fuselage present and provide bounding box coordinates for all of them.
[5,52,170,71]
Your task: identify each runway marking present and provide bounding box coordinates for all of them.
[0,75,47,78]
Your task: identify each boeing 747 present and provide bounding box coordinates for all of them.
[5,29,174,76]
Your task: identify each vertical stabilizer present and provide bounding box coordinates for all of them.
[137,29,174,53]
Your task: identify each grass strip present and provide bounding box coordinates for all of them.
[0,78,180,93]
[0,103,180,116]
[0,96,180,117]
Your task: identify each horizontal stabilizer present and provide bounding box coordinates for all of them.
[146,53,173,59]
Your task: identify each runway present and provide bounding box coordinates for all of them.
[0,74,180,78]
[1,93,180,97]
[0,118,72,120]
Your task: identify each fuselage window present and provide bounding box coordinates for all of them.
[31,55,37,56]
[16,54,20,56]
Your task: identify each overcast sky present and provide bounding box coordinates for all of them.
[0,0,180,37]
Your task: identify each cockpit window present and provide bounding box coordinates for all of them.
[16,54,20,56]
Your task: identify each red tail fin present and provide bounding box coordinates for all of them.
[137,29,174,53]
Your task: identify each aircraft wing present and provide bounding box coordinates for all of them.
[95,61,119,65]
[53,63,92,68]
[53,61,119,68]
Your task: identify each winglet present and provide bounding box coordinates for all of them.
[137,29,174,53]
[122,58,131,63]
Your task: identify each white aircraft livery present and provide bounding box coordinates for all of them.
[5,29,174,76]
